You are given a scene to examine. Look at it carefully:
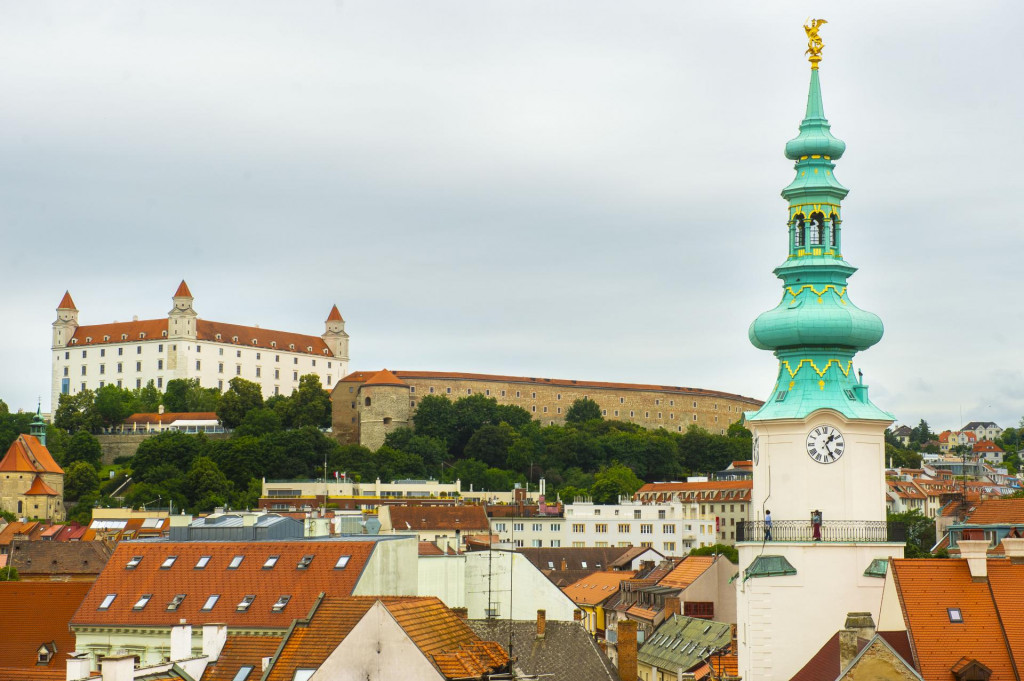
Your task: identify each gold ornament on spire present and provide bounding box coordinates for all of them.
[804,18,827,69]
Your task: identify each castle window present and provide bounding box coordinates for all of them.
[81,366,86,376]
[237,350,241,358]
[161,331,167,337]
[516,391,521,397]
[157,378,163,388]
[158,360,163,370]
[532,392,536,398]
[383,417,392,425]
[70,339,77,345]
[306,346,312,352]
[121,334,128,340]
[429,387,434,393]
[693,414,698,421]
[255,368,261,378]
[63,367,68,377]
[252,339,257,345]
[620,397,624,404]
[289,344,295,350]
[139,333,146,339]
[100,364,105,374]
[65,352,69,359]
[137,346,142,354]
[196,361,201,370]
[271,341,277,348]
[467,389,472,394]
[447,388,452,394]
[218,363,224,373]
[365,397,371,407]
[293,357,298,365]
[216,334,222,340]
[532,406,537,413]
[293,371,298,380]
[232,336,238,343]
[485,389,490,395]
[501,390,506,396]
[158,344,163,352]
[557,394,561,400]
[82,350,87,358]
[103,336,110,342]
[275,355,280,362]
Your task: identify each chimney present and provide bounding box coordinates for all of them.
[242,514,257,527]
[1001,537,1024,564]
[536,609,547,639]
[665,597,681,618]
[839,613,875,671]
[99,656,134,681]
[170,621,193,661]
[573,609,583,622]
[958,539,990,580]
[452,607,468,620]
[617,620,638,681]
[261,657,273,672]
[202,624,228,661]
[66,654,92,681]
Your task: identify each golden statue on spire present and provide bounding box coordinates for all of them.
[804,18,827,69]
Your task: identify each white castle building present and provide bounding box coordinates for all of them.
[50,281,349,412]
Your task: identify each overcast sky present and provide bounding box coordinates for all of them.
[3,1,1022,433]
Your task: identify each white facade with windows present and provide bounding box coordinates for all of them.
[51,283,349,411]
[563,499,716,556]
[489,516,564,548]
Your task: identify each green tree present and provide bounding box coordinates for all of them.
[130,380,163,413]
[910,419,935,446]
[53,391,101,433]
[233,408,284,437]
[464,423,517,469]
[132,431,208,482]
[93,385,134,429]
[565,398,602,424]
[413,395,456,444]
[885,443,923,469]
[727,420,753,439]
[0,510,15,523]
[285,374,332,428]
[162,379,194,413]
[888,509,937,558]
[64,431,103,468]
[0,566,19,581]
[383,428,447,472]
[186,457,234,513]
[688,543,739,563]
[0,410,33,452]
[217,378,264,429]
[590,462,644,503]
[64,461,101,502]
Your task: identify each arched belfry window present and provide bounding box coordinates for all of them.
[809,212,825,246]
[829,212,840,249]
[793,214,806,248]
[364,397,372,407]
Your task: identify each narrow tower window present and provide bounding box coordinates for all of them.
[793,214,805,248]
[829,212,839,249]
[809,212,824,246]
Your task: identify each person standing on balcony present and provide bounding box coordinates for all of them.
[811,509,822,541]
[764,510,773,541]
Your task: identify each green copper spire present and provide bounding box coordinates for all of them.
[747,30,891,423]
[30,402,47,446]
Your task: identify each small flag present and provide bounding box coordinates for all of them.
[334,471,339,480]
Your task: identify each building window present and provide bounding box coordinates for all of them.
[664,542,676,553]
[196,361,201,370]
[595,524,608,533]
[201,595,220,611]
[157,359,164,370]
[137,346,142,354]
[532,523,543,532]
[256,367,261,377]
[513,523,524,532]
[157,378,163,389]
[81,366,86,376]
[446,387,452,394]
[640,524,653,534]
[572,524,585,533]
[663,524,675,533]
[618,523,630,533]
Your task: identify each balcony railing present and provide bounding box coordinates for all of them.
[737,520,906,543]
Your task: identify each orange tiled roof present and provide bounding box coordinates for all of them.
[626,604,660,621]
[67,319,331,357]
[71,540,377,629]
[986,561,1024,674]
[174,280,192,297]
[125,412,219,425]
[419,541,456,556]
[387,505,489,532]
[891,559,1016,680]
[391,371,763,404]
[959,498,1024,524]
[0,435,63,475]
[202,635,283,681]
[562,571,636,606]
[636,480,752,494]
[362,369,408,387]
[658,555,714,589]
[267,597,508,681]
[973,440,1003,453]
[326,305,344,322]
[0,521,45,546]
[57,291,77,310]
[24,476,58,496]
[0,581,92,674]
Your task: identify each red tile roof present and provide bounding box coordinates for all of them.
[0,581,93,678]
[959,498,1024,524]
[326,305,344,322]
[658,555,714,589]
[125,412,220,425]
[24,476,59,496]
[0,521,46,546]
[973,440,1004,454]
[362,369,408,387]
[891,559,1017,681]
[6,540,112,577]
[386,505,489,532]
[419,541,456,556]
[202,636,283,681]
[562,571,636,606]
[71,540,377,629]
[174,280,192,298]
[57,291,77,310]
[0,435,63,475]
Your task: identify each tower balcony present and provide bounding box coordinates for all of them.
[737,519,906,543]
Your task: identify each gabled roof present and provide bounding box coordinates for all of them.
[957,498,1024,524]
[635,479,752,495]
[57,291,77,310]
[201,636,282,681]
[0,582,93,675]
[326,305,343,322]
[0,435,63,475]
[973,440,1004,453]
[24,476,59,496]
[419,541,456,556]
[7,541,112,576]
[125,412,220,425]
[266,596,508,681]
[637,614,731,672]
[361,369,408,387]
[468,619,620,681]
[173,280,192,298]
[0,521,46,546]
[386,505,488,531]
[657,555,715,589]
[891,559,1017,681]
[562,571,636,606]
[71,540,377,629]
[963,422,1000,431]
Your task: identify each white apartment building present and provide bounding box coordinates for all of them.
[490,515,564,548]
[563,499,716,556]
[51,282,349,411]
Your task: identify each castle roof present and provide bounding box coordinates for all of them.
[361,369,408,387]
[326,304,344,322]
[57,291,77,310]
[24,476,59,496]
[125,412,219,425]
[173,280,192,298]
[0,435,63,475]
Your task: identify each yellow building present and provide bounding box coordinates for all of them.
[562,570,636,637]
[0,412,65,521]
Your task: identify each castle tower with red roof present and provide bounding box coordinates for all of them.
[322,304,350,364]
[167,280,198,341]
[0,433,65,521]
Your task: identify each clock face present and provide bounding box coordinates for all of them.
[752,437,759,465]
[806,425,845,464]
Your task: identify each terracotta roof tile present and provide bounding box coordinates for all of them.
[386,505,489,532]
[6,541,112,577]
[57,291,77,310]
[0,435,63,475]
[24,476,59,496]
[984,561,1024,674]
[362,369,408,387]
[418,541,456,556]
[790,632,868,681]
[891,559,1016,681]
[562,571,636,606]
[960,499,1024,524]
[973,440,1003,453]
[0,582,93,675]
[635,480,752,495]
[125,412,220,425]
[202,636,282,681]
[325,305,343,322]
[0,521,46,546]
[657,555,714,589]
[174,280,192,298]
[71,540,377,629]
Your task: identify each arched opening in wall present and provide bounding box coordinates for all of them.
[809,212,825,246]
[17,500,22,514]
[383,417,392,425]
[793,214,806,248]
[829,212,839,248]
[364,397,371,407]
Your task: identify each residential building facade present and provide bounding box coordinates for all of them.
[633,479,752,545]
[564,499,716,556]
[51,283,348,412]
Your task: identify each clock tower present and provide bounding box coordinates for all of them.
[736,22,904,681]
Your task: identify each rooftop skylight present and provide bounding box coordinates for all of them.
[98,594,116,610]
[263,555,280,569]
[334,556,350,569]
[297,555,314,569]
[167,594,186,611]
[161,556,177,569]
[195,555,212,569]
[272,595,291,612]
[133,594,153,610]
[126,556,143,569]
[237,595,255,612]
[201,595,220,611]
[232,667,254,681]
[229,555,244,569]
